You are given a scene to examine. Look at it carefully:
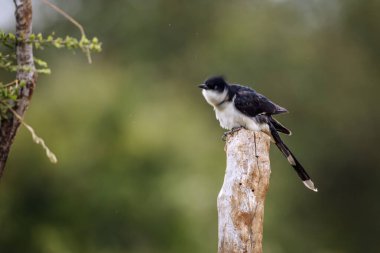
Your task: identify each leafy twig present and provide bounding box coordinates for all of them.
[40,0,94,63]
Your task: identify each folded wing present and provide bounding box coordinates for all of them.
[232,85,288,117]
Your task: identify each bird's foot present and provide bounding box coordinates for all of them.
[222,127,244,141]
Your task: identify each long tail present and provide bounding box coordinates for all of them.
[268,119,318,192]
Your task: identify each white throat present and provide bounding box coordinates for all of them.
[202,88,228,107]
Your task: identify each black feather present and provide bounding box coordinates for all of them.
[231,85,288,117]
[269,117,291,135]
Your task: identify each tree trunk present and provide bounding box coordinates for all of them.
[217,129,271,253]
[0,0,36,178]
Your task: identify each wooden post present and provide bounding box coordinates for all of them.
[217,129,271,253]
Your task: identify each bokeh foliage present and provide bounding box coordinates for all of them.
[1,0,379,252]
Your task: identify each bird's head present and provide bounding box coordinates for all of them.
[198,76,229,106]
[198,76,228,92]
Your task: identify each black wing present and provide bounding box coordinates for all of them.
[232,85,288,117]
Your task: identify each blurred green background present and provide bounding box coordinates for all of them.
[1,0,379,252]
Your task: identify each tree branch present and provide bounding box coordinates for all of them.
[0,0,36,178]
[218,130,271,253]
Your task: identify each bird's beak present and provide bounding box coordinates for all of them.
[198,84,207,89]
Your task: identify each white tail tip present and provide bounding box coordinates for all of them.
[303,180,318,192]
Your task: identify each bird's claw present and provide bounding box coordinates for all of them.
[221,127,243,141]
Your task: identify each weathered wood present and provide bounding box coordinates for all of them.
[0,0,36,178]
[218,129,271,253]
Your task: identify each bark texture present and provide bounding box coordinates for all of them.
[0,0,36,178]
[218,130,271,253]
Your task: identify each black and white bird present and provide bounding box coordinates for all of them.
[199,76,317,192]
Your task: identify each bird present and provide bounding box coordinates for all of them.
[198,76,317,192]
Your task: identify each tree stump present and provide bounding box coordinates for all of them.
[217,129,271,253]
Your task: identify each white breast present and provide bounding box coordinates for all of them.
[214,101,262,131]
